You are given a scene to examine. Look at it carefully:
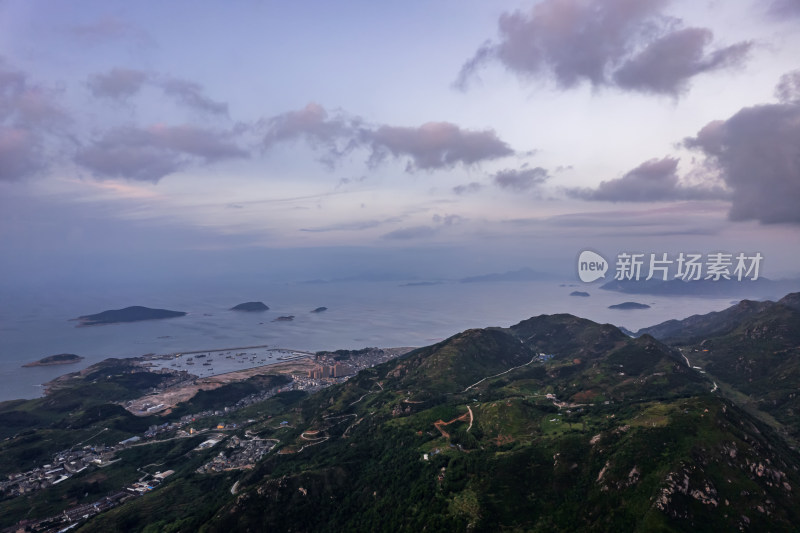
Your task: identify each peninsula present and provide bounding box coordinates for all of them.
[74,306,187,326]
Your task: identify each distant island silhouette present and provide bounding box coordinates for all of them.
[231,302,269,312]
[23,353,84,367]
[608,302,651,310]
[74,306,186,326]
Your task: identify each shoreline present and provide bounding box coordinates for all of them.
[143,344,316,359]
[122,346,413,416]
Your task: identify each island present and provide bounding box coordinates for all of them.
[22,353,84,367]
[231,302,269,312]
[310,307,328,313]
[273,315,295,322]
[608,302,651,310]
[570,291,590,297]
[74,306,187,326]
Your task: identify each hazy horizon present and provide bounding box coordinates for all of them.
[1,0,799,291]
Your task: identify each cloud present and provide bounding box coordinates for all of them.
[0,58,66,181]
[364,122,512,171]
[685,102,800,224]
[568,156,728,202]
[768,0,800,18]
[300,218,402,233]
[0,128,41,181]
[262,102,355,147]
[453,182,483,195]
[432,214,464,226]
[0,59,65,127]
[380,225,437,240]
[87,69,227,115]
[775,70,800,104]
[301,221,380,233]
[261,103,359,166]
[493,167,549,192]
[261,103,513,171]
[614,28,752,96]
[157,78,228,115]
[456,0,752,96]
[87,68,149,100]
[75,125,247,182]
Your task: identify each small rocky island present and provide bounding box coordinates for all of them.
[75,306,187,326]
[310,307,328,313]
[570,291,590,297]
[23,353,84,367]
[608,302,651,310]
[273,315,295,322]
[231,301,269,312]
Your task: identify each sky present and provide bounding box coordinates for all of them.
[1,0,799,287]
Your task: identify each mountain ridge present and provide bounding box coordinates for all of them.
[4,296,800,531]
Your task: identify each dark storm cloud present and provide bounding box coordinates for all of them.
[493,167,549,192]
[87,68,149,100]
[775,70,800,103]
[0,58,66,181]
[568,157,728,202]
[614,28,751,95]
[685,102,800,224]
[455,0,751,96]
[261,104,513,171]
[75,125,247,182]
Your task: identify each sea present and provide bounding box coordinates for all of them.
[0,279,768,403]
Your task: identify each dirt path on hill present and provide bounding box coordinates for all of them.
[433,411,472,439]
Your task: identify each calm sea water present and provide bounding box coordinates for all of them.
[0,280,746,402]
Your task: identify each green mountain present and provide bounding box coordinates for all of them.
[640,293,800,444]
[635,292,800,345]
[4,303,800,532]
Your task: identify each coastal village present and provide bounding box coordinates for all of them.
[0,346,407,532]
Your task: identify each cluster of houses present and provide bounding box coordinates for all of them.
[1,446,115,498]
